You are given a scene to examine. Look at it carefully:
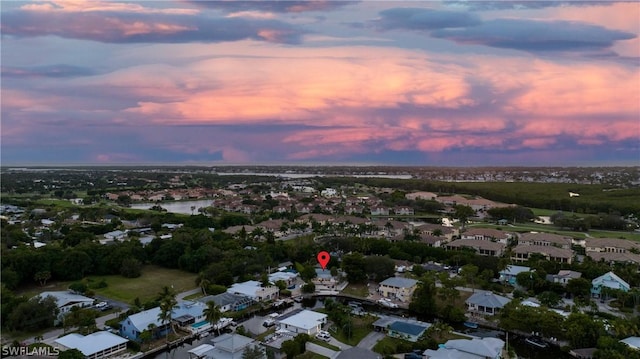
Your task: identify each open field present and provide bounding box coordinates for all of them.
[341,283,369,298]
[88,265,198,304]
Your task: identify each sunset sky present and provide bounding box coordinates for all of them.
[2,0,639,166]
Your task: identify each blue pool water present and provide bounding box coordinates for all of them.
[192,321,209,328]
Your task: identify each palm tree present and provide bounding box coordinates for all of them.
[204,301,222,336]
[157,287,178,339]
[198,277,211,296]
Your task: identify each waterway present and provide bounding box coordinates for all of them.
[130,199,213,215]
[215,172,413,179]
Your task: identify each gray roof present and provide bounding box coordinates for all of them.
[37,291,94,308]
[620,336,640,349]
[379,277,418,288]
[465,291,511,309]
[443,337,504,358]
[55,331,128,356]
[336,347,379,359]
[199,292,252,307]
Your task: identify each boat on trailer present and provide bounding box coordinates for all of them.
[525,336,549,348]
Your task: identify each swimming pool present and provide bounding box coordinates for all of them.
[192,321,209,329]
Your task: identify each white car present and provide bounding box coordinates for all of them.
[315,331,331,342]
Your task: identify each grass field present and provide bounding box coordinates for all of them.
[87,265,198,304]
[330,315,377,346]
[341,283,369,298]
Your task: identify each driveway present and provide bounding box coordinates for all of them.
[356,331,385,350]
[307,342,339,358]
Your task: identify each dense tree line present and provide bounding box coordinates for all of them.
[317,177,640,217]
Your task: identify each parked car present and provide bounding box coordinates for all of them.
[263,319,276,328]
[315,331,331,342]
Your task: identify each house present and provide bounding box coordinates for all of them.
[119,307,166,341]
[387,321,430,342]
[54,331,128,359]
[591,271,630,298]
[585,238,640,264]
[405,192,437,201]
[313,268,339,292]
[198,293,253,313]
[498,265,531,286]
[517,232,572,249]
[419,234,442,247]
[120,301,208,341]
[37,291,94,319]
[460,228,512,244]
[393,206,415,216]
[446,239,505,257]
[585,237,640,254]
[587,251,640,265]
[228,281,279,302]
[103,230,127,241]
[424,337,505,359]
[378,277,418,302]
[415,223,457,242]
[370,207,390,216]
[268,271,298,288]
[546,270,582,286]
[465,291,511,317]
[511,244,573,264]
[276,309,327,335]
[188,333,263,359]
[620,336,640,350]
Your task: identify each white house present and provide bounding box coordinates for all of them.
[228,281,279,302]
[276,309,327,335]
[188,334,262,359]
[54,331,128,359]
[37,291,94,318]
[424,337,505,359]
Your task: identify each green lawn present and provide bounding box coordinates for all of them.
[309,338,341,351]
[341,283,369,298]
[330,315,377,346]
[296,352,328,359]
[372,336,411,355]
[87,265,198,304]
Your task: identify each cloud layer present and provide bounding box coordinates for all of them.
[1,0,638,165]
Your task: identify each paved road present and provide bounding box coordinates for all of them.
[356,331,385,350]
[307,342,339,358]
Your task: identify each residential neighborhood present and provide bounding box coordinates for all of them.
[1,166,639,359]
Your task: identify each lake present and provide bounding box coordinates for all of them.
[130,199,213,215]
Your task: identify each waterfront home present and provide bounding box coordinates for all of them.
[378,277,418,302]
[466,291,511,317]
[591,271,630,298]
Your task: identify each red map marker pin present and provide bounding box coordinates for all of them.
[317,251,330,270]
